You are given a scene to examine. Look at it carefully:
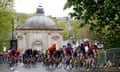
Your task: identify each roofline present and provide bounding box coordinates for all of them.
[16,25,63,30]
[15,27,63,31]
[16,28,63,31]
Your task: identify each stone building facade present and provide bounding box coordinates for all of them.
[15,5,63,51]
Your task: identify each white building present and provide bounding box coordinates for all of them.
[15,5,63,51]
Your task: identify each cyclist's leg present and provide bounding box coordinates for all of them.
[85,53,91,69]
[92,55,97,68]
[65,55,69,65]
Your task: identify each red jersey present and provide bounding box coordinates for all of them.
[88,44,98,55]
[8,49,16,57]
[15,50,21,57]
[82,41,89,46]
[47,43,56,55]
[2,52,6,58]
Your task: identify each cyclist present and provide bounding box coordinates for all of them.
[80,43,86,59]
[15,49,21,57]
[63,45,66,56]
[8,48,16,66]
[47,43,56,62]
[76,43,86,63]
[24,48,32,57]
[32,49,38,62]
[64,43,73,66]
[23,48,32,64]
[82,39,89,53]
[47,43,56,57]
[15,49,21,63]
[10,48,16,57]
[54,49,61,67]
[86,43,98,70]
[88,43,98,61]
[88,43,98,57]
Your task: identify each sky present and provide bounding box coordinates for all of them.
[14,0,72,17]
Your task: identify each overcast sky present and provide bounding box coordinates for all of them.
[14,0,72,17]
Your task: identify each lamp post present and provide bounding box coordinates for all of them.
[12,18,14,40]
[10,11,19,50]
[10,17,18,50]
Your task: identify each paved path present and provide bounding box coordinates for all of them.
[0,63,11,72]
[0,63,119,72]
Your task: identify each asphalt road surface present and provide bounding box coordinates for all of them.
[0,63,119,72]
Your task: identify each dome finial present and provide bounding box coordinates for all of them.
[36,3,44,15]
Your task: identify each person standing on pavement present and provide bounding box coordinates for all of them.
[1,52,6,63]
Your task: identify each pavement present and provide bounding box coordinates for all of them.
[0,63,119,72]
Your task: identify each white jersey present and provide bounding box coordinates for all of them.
[85,46,89,53]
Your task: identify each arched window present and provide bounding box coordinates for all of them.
[32,41,43,51]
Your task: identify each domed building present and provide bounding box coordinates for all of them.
[15,5,63,51]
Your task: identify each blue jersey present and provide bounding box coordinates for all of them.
[66,47,72,55]
[11,49,16,56]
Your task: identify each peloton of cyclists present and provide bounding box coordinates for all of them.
[63,39,98,69]
[80,40,98,70]
[18,40,98,70]
[23,48,39,64]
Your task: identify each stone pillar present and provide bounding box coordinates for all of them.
[27,33,31,48]
[23,33,27,51]
[60,34,63,48]
[17,35,23,51]
[48,32,51,48]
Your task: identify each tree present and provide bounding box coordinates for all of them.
[48,16,92,41]
[64,0,120,48]
[14,13,34,26]
[48,16,68,39]
[0,0,14,52]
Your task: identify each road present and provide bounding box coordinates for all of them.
[0,63,119,72]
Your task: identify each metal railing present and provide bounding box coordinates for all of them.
[97,48,120,66]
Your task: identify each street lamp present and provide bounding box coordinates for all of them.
[12,18,14,40]
[10,17,18,50]
[10,12,19,50]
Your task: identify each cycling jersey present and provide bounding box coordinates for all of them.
[55,50,61,58]
[8,49,16,57]
[78,44,86,54]
[32,50,38,57]
[47,43,56,56]
[82,41,89,46]
[65,46,73,56]
[15,50,21,57]
[25,49,32,56]
[88,44,98,56]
